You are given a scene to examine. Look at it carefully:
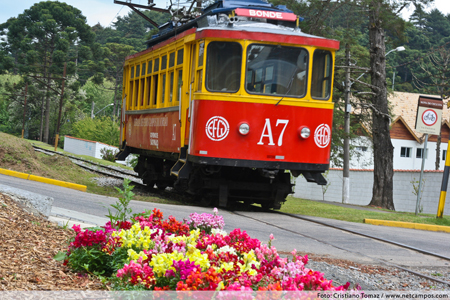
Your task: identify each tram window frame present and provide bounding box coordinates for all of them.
[167,51,177,106]
[147,61,153,75]
[173,48,183,106]
[127,66,133,110]
[245,44,308,98]
[161,55,167,70]
[176,69,183,104]
[177,48,184,65]
[145,75,152,107]
[154,58,160,72]
[161,73,166,107]
[134,77,139,109]
[311,49,333,100]
[205,41,242,93]
[136,65,140,78]
[140,76,145,108]
[145,59,152,108]
[196,41,205,92]
[169,52,175,68]
[152,73,158,107]
[141,63,146,76]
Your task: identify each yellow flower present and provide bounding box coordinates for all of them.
[237,250,260,273]
[127,249,148,262]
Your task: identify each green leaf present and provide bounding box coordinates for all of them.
[53,251,67,261]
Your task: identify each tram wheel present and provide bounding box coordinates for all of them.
[261,202,273,211]
[144,180,156,189]
[156,182,169,190]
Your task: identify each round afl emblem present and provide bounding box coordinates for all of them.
[206,116,230,141]
[422,109,438,126]
[314,124,331,148]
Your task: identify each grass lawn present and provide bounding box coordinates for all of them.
[279,196,450,227]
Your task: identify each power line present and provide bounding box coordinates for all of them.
[109,6,125,27]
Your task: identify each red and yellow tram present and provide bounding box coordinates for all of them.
[117,0,340,209]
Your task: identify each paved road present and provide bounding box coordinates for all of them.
[1,173,449,269]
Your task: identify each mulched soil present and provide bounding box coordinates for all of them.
[0,193,105,291]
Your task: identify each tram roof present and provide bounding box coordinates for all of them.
[126,21,339,62]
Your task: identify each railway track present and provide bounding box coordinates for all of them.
[32,146,144,186]
[231,210,450,288]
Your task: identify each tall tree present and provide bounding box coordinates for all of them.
[103,43,136,118]
[424,9,450,45]
[0,1,96,143]
[364,0,433,210]
[367,0,395,210]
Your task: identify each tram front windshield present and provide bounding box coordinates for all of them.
[246,44,308,97]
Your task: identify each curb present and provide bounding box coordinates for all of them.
[364,218,450,233]
[0,168,87,192]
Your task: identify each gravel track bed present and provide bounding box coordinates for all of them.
[307,259,450,291]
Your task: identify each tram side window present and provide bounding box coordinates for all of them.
[176,70,183,102]
[129,66,135,109]
[311,50,333,100]
[169,71,174,102]
[206,42,242,92]
[146,76,152,106]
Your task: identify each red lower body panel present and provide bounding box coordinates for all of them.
[189,100,332,165]
[126,111,180,153]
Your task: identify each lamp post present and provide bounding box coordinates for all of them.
[92,103,113,118]
[342,45,405,204]
[386,46,405,91]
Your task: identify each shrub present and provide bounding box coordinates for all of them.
[101,148,118,162]
[71,116,120,147]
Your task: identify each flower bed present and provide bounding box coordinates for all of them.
[63,208,352,292]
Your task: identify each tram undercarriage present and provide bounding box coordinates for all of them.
[132,152,294,209]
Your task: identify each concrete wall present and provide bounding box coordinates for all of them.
[294,169,450,215]
[64,136,118,159]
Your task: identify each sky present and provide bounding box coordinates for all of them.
[0,0,168,27]
[0,0,450,27]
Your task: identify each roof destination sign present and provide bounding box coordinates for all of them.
[235,8,297,21]
[415,95,443,135]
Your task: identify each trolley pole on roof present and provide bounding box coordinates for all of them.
[343,44,351,204]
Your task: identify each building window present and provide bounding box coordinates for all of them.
[416,148,428,159]
[356,146,368,152]
[443,150,447,160]
[400,147,411,158]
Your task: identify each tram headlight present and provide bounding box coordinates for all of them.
[299,126,310,139]
[238,123,250,135]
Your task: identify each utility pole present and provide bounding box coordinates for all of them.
[343,43,351,204]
